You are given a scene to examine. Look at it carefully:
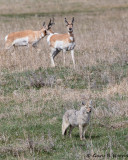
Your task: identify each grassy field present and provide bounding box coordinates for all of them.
[0,0,128,159]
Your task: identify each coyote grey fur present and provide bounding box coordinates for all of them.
[62,101,92,140]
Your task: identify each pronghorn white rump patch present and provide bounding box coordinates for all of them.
[13,37,29,46]
[5,35,8,41]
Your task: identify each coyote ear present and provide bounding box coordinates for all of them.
[82,101,85,105]
[89,100,92,107]
[90,100,92,105]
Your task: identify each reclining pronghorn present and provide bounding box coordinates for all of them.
[5,22,48,50]
[47,17,75,68]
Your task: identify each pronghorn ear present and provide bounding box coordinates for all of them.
[43,22,45,26]
[65,18,69,26]
[72,17,74,25]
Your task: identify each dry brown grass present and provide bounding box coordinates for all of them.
[0,0,127,113]
[0,4,128,114]
[0,0,128,15]
[0,0,128,159]
[0,17,126,69]
[0,2,128,71]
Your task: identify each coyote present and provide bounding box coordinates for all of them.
[62,101,92,140]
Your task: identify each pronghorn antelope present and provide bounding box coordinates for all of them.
[62,101,92,140]
[47,17,75,68]
[5,22,47,50]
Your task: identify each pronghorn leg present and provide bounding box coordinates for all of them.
[50,48,60,67]
[28,44,33,53]
[5,43,13,50]
[14,45,18,53]
[29,45,33,53]
[11,45,18,57]
[32,44,40,53]
[52,49,60,59]
[4,48,9,54]
[63,49,66,66]
[71,49,75,69]
[50,48,56,67]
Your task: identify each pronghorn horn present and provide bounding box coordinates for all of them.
[48,18,55,29]
[65,18,69,26]
[43,22,45,26]
[72,17,74,24]
[48,18,52,29]
[52,17,55,24]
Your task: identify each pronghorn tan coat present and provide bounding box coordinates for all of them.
[48,33,75,49]
[5,24,47,49]
[47,17,75,68]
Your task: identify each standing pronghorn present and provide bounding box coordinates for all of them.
[47,17,75,68]
[5,22,47,50]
